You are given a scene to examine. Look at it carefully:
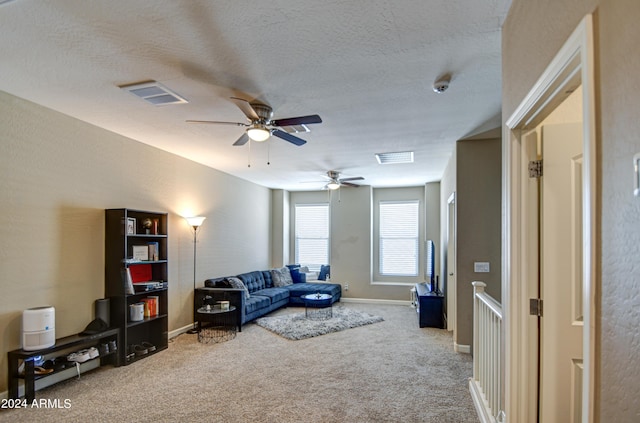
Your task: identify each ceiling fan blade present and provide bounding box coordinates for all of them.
[230,97,260,120]
[272,114,322,127]
[233,132,249,146]
[186,120,247,126]
[339,177,365,182]
[341,182,361,188]
[272,129,306,146]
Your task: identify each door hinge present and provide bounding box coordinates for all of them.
[529,160,543,178]
[529,298,543,316]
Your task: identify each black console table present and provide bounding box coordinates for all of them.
[7,328,120,401]
[415,283,445,328]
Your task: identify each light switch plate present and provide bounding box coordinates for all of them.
[474,262,490,273]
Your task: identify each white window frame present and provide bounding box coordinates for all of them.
[294,203,329,272]
[373,187,424,284]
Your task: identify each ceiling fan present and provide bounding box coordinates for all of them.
[322,170,365,190]
[187,97,322,146]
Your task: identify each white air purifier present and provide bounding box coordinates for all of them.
[22,306,55,351]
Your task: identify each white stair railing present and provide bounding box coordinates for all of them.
[469,281,504,423]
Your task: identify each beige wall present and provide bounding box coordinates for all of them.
[289,186,438,302]
[270,189,290,267]
[0,90,272,392]
[503,0,640,420]
[440,146,456,312]
[440,138,502,348]
[425,182,441,278]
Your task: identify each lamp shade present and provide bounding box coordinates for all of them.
[185,216,206,228]
[327,181,340,190]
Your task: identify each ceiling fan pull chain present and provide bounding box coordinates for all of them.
[267,141,271,165]
[247,141,252,168]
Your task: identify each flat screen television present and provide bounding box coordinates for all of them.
[425,240,435,291]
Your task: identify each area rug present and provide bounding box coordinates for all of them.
[255,306,384,340]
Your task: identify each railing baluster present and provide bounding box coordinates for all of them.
[471,281,503,423]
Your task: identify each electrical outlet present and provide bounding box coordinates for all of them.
[344,283,349,291]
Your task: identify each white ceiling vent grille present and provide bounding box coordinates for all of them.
[375,151,414,165]
[120,81,188,106]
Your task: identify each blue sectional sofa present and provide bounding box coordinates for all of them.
[194,266,341,329]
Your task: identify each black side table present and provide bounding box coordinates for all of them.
[196,306,238,343]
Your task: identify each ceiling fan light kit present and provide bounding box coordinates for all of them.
[321,170,365,190]
[247,126,270,142]
[187,96,322,147]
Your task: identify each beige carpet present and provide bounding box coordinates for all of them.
[0,303,478,423]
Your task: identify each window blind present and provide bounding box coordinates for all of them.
[379,201,419,276]
[295,204,329,271]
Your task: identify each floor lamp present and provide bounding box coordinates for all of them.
[185,216,206,334]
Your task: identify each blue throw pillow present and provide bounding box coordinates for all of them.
[289,267,306,283]
[318,265,330,281]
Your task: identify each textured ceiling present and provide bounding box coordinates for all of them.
[0,0,510,190]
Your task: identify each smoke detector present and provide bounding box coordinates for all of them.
[433,75,451,94]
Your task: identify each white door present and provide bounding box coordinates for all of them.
[539,122,584,423]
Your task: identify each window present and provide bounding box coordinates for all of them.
[379,201,419,276]
[295,204,329,271]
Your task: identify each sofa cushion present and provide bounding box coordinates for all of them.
[244,295,271,314]
[271,267,293,287]
[238,271,266,293]
[252,287,290,304]
[227,277,250,300]
[262,270,274,288]
[285,282,341,298]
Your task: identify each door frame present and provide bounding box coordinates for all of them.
[446,192,456,334]
[503,15,596,423]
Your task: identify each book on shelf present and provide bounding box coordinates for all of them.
[147,242,160,261]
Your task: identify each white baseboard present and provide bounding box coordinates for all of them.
[455,343,471,354]
[469,378,496,423]
[169,324,195,340]
[340,297,412,306]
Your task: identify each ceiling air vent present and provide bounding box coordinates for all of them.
[119,81,188,106]
[375,151,414,165]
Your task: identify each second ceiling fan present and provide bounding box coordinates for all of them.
[187,97,322,147]
[322,170,364,190]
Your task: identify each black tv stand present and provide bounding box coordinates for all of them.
[415,283,445,328]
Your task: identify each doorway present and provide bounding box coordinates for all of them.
[504,15,596,423]
[526,89,584,422]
